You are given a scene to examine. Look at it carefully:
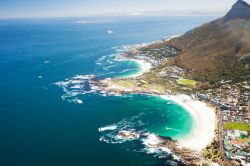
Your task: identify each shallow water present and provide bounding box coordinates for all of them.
[0,16,216,166]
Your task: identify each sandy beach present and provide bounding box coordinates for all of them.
[101,50,216,152]
[161,95,216,151]
[120,59,152,78]
[99,79,216,152]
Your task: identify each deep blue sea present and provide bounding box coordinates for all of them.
[0,16,216,166]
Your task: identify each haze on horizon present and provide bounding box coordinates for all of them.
[1,0,250,18]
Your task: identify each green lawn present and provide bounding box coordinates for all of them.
[117,80,134,87]
[177,78,197,86]
[237,138,250,144]
[223,122,250,132]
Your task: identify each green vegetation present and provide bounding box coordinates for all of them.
[177,78,197,86]
[168,18,250,83]
[223,122,250,132]
[197,62,250,83]
[237,138,250,144]
[203,140,223,163]
[116,80,135,87]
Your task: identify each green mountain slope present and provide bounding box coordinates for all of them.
[166,0,250,82]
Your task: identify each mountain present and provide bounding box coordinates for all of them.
[224,0,250,22]
[165,0,250,82]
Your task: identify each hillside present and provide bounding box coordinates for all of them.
[165,0,250,82]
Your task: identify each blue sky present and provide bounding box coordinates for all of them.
[0,0,249,18]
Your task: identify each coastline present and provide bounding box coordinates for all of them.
[161,95,216,151]
[95,40,217,155]
[117,58,152,78]
[115,35,178,78]
[127,59,152,78]
[100,48,216,152]
[100,73,216,152]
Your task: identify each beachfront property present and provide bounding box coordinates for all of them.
[123,44,180,66]
[97,25,250,165]
[197,81,250,165]
[160,66,184,80]
[223,130,250,165]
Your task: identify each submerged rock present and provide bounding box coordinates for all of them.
[117,130,140,140]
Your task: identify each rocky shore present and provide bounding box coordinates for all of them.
[86,41,219,165]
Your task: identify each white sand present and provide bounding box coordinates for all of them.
[119,59,152,78]
[131,59,152,77]
[161,94,216,151]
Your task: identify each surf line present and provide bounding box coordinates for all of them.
[165,126,182,132]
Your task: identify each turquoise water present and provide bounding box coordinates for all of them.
[0,16,216,166]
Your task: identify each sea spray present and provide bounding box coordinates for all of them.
[98,113,183,163]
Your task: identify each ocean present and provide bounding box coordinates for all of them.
[0,16,216,166]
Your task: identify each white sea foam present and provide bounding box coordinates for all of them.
[107,59,114,64]
[95,72,115,76]
[70,85,83,89]
[74,75,95,79]
[102,65,115,71]
[96,54,117,66]
[160,95,216,151]
[54,74,96,104]
[98,125,118,132]
[120,69,133,73]
[75,99,83,104]
[97,113,182,161]
[142,133,162,146]
[96,56,107,64]
[111,45,127,52]
[107,30,113,34]
[165,126,182,132]
[115,58,152,78]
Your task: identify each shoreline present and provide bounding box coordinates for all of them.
[116,58,152,78]
[161,95,216,151]
[114,35,178,78]
[98,77,216,152]
[98,41,216,152]
[128,59,152,78]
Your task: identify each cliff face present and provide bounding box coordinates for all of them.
[167,0,250,82]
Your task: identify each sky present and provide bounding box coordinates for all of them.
[0,0,250,18]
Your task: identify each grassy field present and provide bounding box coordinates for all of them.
[116,80,134,87]
[237,138,250,144]
[223,122,250,132]
[177,78,197,86]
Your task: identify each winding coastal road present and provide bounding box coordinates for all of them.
[218,112,232,166]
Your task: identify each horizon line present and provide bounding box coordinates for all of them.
[0,9,227,19]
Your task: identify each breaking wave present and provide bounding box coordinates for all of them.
[54,73,124,104]
[54,75,98,104]
[98,113,182,162]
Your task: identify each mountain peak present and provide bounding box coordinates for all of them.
[224,0,250,22]
[233,0,250,9]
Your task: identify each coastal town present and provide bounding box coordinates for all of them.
[197,81,250,166]
[2,0,250,166]
[93,39,250,165]
[56,1,250,165]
